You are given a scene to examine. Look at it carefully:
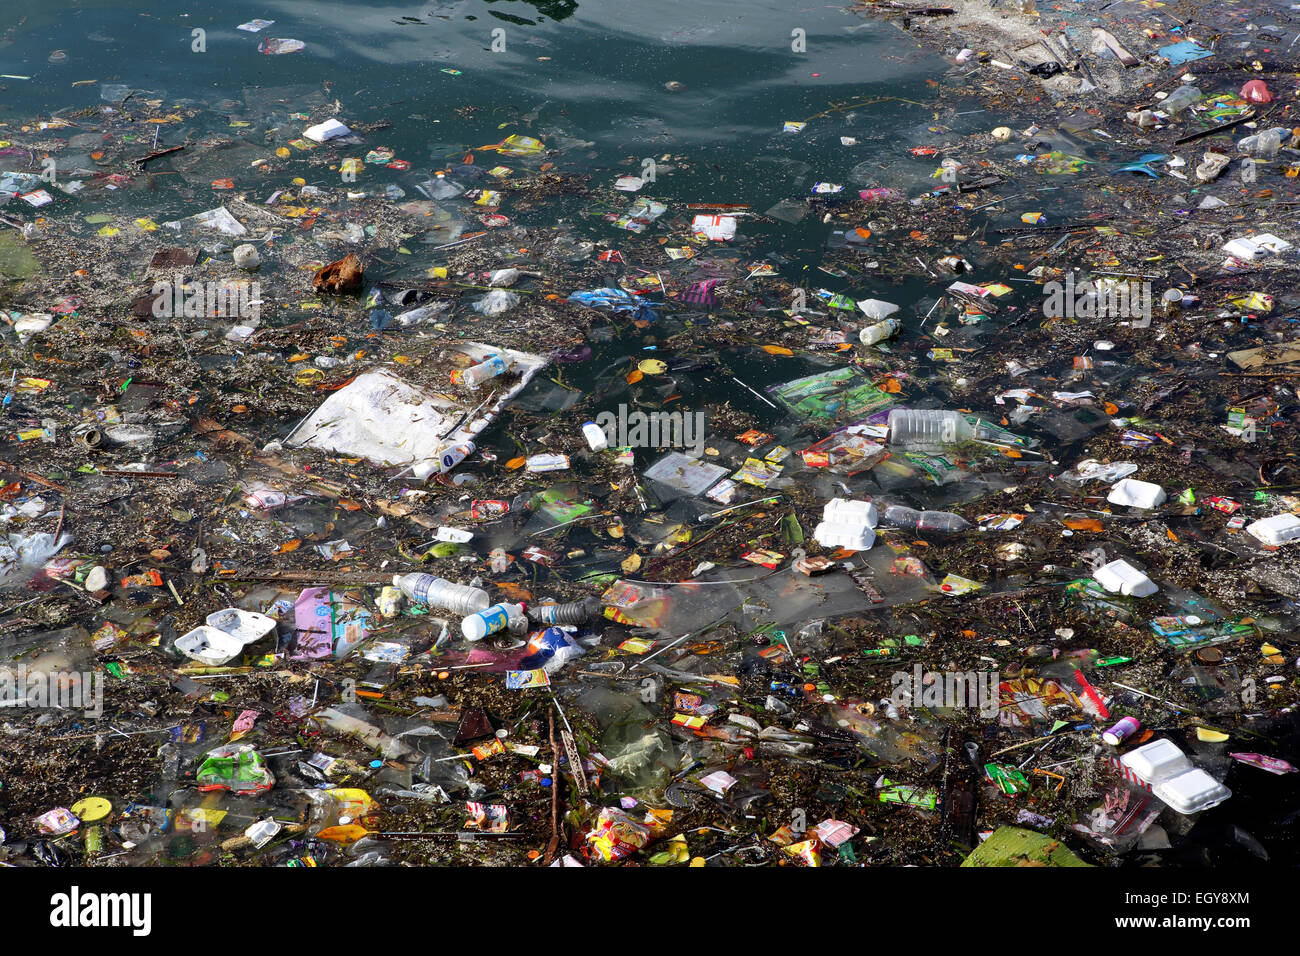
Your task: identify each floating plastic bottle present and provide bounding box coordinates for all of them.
[882,505,972,534]
[390,303,449,328]
[886,408,987,447]
[411,441,477,480]
[529,597,597,626]
[1238,127,1290,159]
[859,317,900,347]
[1161,85,1201,115]
[392,573,490,616]
[582,421,609,451]
[451,355,508,388]
[462,602,527,641]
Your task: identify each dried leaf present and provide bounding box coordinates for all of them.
[1063,518,1104,532]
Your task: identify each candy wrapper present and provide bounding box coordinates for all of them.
[505,668,551,689]
[586,807,653,862]
[784,838,823,866]
[464,802,509,832]
[1229,752,1297,775]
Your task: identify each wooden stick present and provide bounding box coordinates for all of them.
[544,709,561,865]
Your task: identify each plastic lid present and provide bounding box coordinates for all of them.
[1122,738,1189,783]
[71,796,112,822]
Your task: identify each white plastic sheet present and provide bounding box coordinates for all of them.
[287,346,546,476]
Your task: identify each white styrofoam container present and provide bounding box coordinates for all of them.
[814,521,875,552]
[1107,477,1167,509]
[1093,558,1158,598]
[1246,513,1300,547]
[1153,768,1232,815]
[823,498,879,529]
[1122,738,1189,783]
[1222,233,1292,261]
[206,608,277,645]
[176,625,247,666]
[1119,737,1233,815]
[303,118,351,143]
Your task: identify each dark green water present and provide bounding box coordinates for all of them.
[0,0,973,426]
[2,0,950,199]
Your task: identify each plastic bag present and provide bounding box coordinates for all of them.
[471,289,520,316]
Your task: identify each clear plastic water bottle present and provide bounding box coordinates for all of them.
[530,598,597,626]
[882,505,972,534]
[391,304,448,328]
[158,742,180,780]
[1238,127,1290,158]
[859,317,900,347]
[392,573,490,615]
[1161,85,1201,115]
[887,408,981,447]
[451,355,508,388]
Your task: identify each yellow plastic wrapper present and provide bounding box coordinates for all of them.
[586,807,652,862]
[784,838,822,867]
